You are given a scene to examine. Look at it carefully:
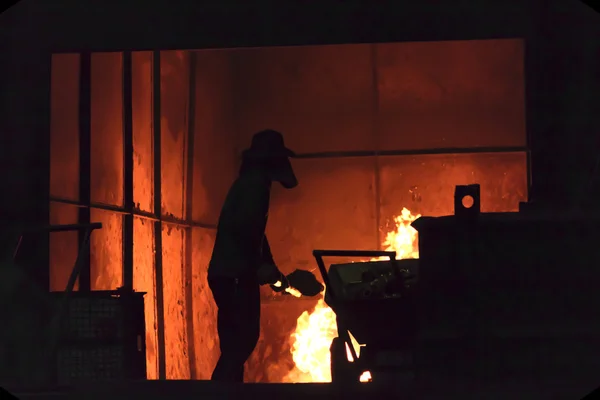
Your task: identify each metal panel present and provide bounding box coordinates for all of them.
[233,44,375,154]
[90,52,124,206]
[190,227,219,380]
[377,152,528,225]
[376,39,526,151]
[152,50,167,380]
[78,52,92,292]
[132,51,155,213]
[267,157,378,276]
[89,209,123,290]
[184,52,197,378]
[50,53,80,201]
[123,51,134,291]
[160,50,189,220]
[132,217,158,379]
[49,202,80,291]
[192,50,237,226]
[161,223,190,379]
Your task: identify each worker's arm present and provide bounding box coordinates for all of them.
[261,235,275,266]
[259,235,287,288]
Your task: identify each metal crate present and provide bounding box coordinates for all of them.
[56,345,125,385]
[50,291,146,385]
[61,296,125,341]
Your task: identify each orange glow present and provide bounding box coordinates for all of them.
[462,195,475,209]
[48,42,527,383]
[273,280,303,298]
[286,207,420,383]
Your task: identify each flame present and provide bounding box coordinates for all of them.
[285,207,421,383]
[273,280,303,298]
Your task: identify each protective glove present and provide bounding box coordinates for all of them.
[270,274,290,293]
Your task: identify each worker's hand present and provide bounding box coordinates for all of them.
[270,275,289,293]
[257,263,282,286]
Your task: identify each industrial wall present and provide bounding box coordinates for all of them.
[48,39,528,382]
[229,39,528,382]
[6,0,600,388]
[48,50,237,380]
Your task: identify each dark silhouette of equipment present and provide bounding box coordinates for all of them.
[311,182,600,385]
[313,250,418,384]
[412,184,600,381]
[454,184,480,220]
[0,223,147,390]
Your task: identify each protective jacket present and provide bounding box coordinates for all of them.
[208,169,275,279]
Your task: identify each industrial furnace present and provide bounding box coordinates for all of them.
[47,39,527,383]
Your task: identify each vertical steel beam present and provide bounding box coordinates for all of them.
[122,51,135,291]
[184,51,198,379]
[152,50,167,380]
[78,52,92,292]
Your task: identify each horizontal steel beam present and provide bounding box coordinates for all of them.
[49,196,217,230]
[293,146,528,160]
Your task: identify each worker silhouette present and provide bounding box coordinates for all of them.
[207,129,298,382]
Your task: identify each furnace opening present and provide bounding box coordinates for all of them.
[48,39,527,383]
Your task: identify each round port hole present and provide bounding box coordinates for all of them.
[462,195,475,209]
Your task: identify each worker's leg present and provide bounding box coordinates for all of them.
[208,275,261,382]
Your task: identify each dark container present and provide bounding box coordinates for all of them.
[50,290,147,386]
[412,211,600,379]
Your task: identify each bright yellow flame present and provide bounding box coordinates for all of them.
[285,207,420,383]
[274,280,303,298]
[359,371,372,382]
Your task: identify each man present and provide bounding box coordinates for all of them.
[207,129,298,382]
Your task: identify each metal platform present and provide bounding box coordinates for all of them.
[12,375,598,400]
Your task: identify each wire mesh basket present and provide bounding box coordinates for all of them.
[56,345,125,385]
[50,291,146,386]
[60,296,126,341]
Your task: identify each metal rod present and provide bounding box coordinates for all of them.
[23,223,103,234]
[65,227,94,295]
[313,254,333,298]
[523,39,534,202]
[371,44,383,250]
[49,197,217,229]
[13,223,104,263]
[78,52,92,292]
[152,50,167,380]
[184,51,198,379]
[40,53,53,291]
[292,146,529,160]
[122,51,134,291]
[313,249,396,259]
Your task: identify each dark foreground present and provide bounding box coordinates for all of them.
[12,374,598,400]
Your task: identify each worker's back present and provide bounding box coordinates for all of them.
[208,170,270,279]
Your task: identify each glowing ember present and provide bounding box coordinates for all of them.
[285,207,421,383]
[273,280,303,298]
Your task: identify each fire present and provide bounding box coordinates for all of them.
[285,207,421,383]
